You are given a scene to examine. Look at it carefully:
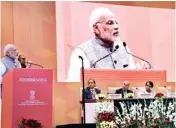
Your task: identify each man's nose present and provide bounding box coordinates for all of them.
[114,23,119,30]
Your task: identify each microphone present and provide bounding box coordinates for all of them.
[78,55,86,123]
[136,88,146,94]
[26,61,44,68]
[18,55,43,68]
[78,56,83,60]
[123,42,152,69]
[92,45,119,68]
[123,64,128,68]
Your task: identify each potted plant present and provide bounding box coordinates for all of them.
[17,117,42,128]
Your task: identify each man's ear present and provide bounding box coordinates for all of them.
[93,24,100,35]
[6,51,10,56]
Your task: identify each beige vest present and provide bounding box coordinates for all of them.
[78,37,130,69]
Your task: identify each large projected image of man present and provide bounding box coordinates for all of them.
[67,7,136,81]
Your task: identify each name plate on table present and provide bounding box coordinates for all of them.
[140,93,153,98]
[108,94,122,99]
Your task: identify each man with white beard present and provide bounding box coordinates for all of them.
[0,44,21,97]
[67,7,136,81]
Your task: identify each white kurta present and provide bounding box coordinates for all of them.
[67,37,136,82]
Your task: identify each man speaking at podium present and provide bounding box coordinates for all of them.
[0,44,21,98]
[0,44,21,82]
[67,7,136,81]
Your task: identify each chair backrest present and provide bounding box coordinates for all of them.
[108,87,120,94]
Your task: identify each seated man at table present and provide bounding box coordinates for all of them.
[137,81,156,98]
[115,81,133,98]
[84,79,101,100]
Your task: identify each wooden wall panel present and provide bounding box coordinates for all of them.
[1,2,14,56]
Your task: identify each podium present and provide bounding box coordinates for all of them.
[1,68,53,128]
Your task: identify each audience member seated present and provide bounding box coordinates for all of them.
[136,81,156,98]
[115,81,133,98]
[84,79,101,100]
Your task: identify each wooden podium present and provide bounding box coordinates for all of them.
[1,68,53,128]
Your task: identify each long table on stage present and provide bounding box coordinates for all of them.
[84,97,175,123]
[56,98,175,128]
[113,97,175,106]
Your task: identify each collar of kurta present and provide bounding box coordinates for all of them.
[4,56,16,63]
[94,36,114,48]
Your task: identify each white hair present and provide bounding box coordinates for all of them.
[89,7,116,32]
[124,80,130,85]
[4,44,16,55]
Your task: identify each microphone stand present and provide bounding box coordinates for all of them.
[79,56,86,124]
[123,43,152,69]
[26,62,44,68]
